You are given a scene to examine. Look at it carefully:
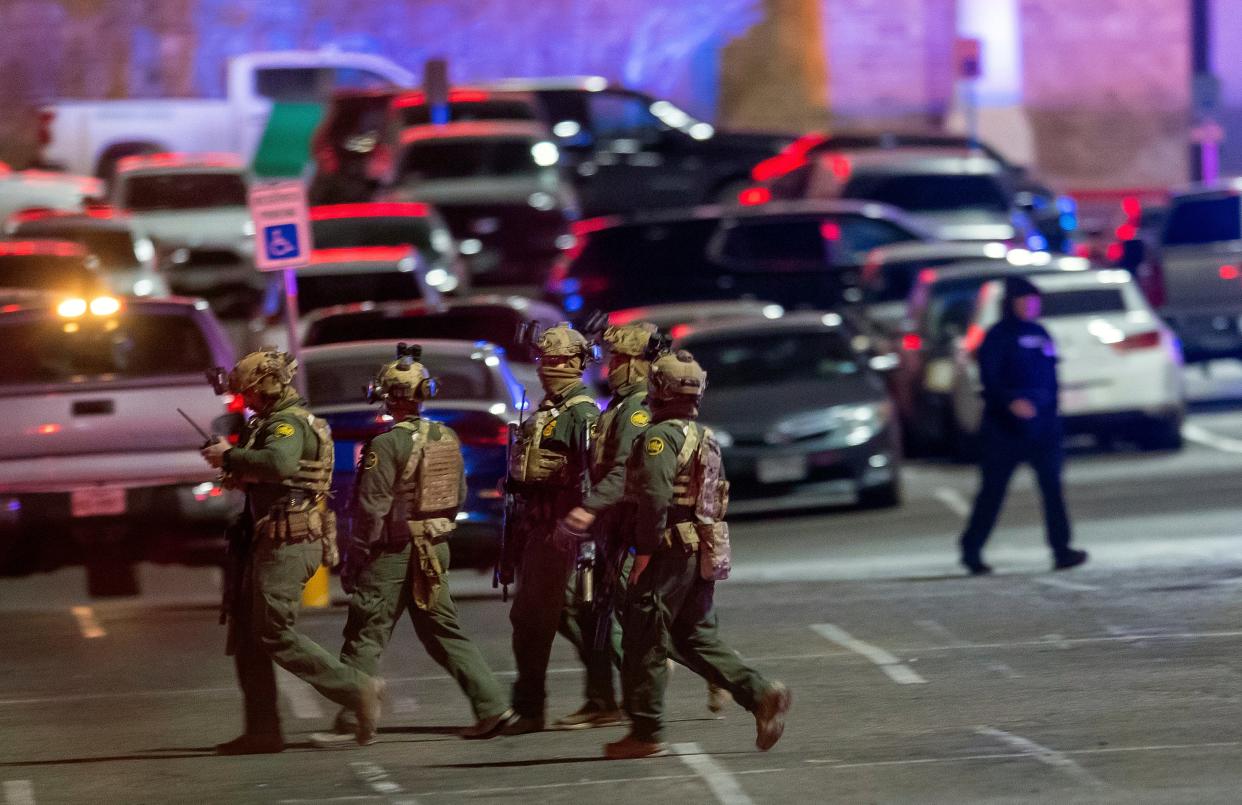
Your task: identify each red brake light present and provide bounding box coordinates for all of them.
[670,324,691,340]
[901,333,923,352]
[571,216,620,237]
[1105,241,1124,264]
[310,203,430,221]
[0,240,86,257]
[738,187,771,206]
[1114,223,1138,241]
[829,155,852,181]
[448,89,491,102]
[750,132,825,182]
[962,324,986,354]
[456,417,509,447]
[1111,331,1161,352]
[1121,195,1142,220]
[820,221,841,241]
[1220,264,1240,281]
[309,246,414,265]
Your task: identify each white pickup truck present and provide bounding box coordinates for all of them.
[42,50,414,178]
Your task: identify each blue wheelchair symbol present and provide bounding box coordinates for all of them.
[263,223,301,261]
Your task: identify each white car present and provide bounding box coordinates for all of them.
[951,270,1185,450]
[0,293,241,536]
[0,167,102,222]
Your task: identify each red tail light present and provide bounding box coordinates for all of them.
[670,324,691,340]
[1111,331,1161,352]
[738,187,771,206]
[901,333,923,352]
[962,324,986,354]
[1220,264,1240,281]
[456,417,509,447]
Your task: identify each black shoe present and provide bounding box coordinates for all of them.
[499,715,545,736]
[215,733,284,755]
[461,708,517,740]
[962,557,993,576]
[1053,549,1088,571]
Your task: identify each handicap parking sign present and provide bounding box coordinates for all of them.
[263,223,301,262]
[248,180,313,271]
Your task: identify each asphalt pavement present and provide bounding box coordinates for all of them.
[5,365,1242,804]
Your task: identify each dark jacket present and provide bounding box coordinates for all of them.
[977,316,1059,432]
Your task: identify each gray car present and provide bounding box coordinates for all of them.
[675,312,901,513]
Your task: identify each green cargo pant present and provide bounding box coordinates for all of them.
[510,531,577,719]
[620,548,769,742]
[339,541,508,720]
[558,551,624,710]
[232,537,369,736]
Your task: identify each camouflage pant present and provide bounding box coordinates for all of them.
[338,541,508,721]
[232,537,369,737]
[620,549,769,742]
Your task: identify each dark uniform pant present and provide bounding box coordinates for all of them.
[232,538,368,737]
[510,531,579,718]
[338,541,508,720]
[960,418,1072,561]
[621,548,769,742]
[558,552,624,710]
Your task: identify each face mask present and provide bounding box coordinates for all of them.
[538,359,583,396]
[607,357,649,393]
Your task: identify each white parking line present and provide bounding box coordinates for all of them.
[975,726,1103,786]
[933,486,971,517]
[672,743,755,805]
[70,606,105,639]
[810,624,927,685]
[3,780,35,805]
[350,761,413,801]
[804,739,1242,771]
[276,667,325,720]
[914,620,1022,679]
[1033,576,1100,592]
[1182,423,1242,454]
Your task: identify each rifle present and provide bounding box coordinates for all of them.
[590,505,631,651]
[570,422,595,604]
[178,407,218,449]
[220,508,252,630]
[494,389,528,601]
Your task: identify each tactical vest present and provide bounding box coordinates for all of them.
[394,420,464,538]
[242,405,334,496]
[509,394,595,485]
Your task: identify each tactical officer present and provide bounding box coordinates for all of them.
[201,350,383,755]
[503,323,601,735]
[310,346,514,747]
[608,350,791,759]
[958,276,1089,575]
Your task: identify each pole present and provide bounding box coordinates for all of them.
[283,267,306,396]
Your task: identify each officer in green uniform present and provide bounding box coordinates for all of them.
[201,350,383,755]
[310,346,514,747]
[503,323,602,735]
[606,350,792,759]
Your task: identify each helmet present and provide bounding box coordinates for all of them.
[535,322,595,361]
[648,349,707,402]
[366,343,438,404]
[228,349,296,396]
[601,322,657,357]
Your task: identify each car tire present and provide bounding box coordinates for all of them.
[858,480,902,509]
[1138,416,1184,452]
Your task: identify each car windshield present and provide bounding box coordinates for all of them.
[1163,195,1241,245]
[399,100,538,127]
[844,173,1009,213]
[683,330,860,388]
[868,256,998,304]
[123,172,247,211]
[312,217,443,257]
[296,271,423,313]
[46,229,139,270]
[1039,287,1127,317]
[0,311,211,385]
[397,139,538,182]
[0,255,97,292]
[307,353,494,407]
[305,307,527,356]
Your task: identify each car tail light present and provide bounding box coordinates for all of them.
[738,187,771,206]
[962,324,986,355]
[456,417,509,447]
[828,155,852,181]
[820,221,841,241]
[901,333,923,352]
[1220,264,1240,281]
[1111,331,1161,352]
[749,132,825,182]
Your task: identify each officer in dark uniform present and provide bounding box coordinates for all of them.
[958,276,1089,575]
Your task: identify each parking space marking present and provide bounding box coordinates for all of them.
[1182,423,1242,454]
[914,620,1022,679]
[975,726,1103,786]
[69,606,105,639]
[895,628,1242,654]
[2,780,35,805]
[276,667,325,720]
[810,624,927,684]
[933,487,971,517]
[672,743,755,805]
[1033,577,1100,592]
[803,740,1242,772]
[350,761,413,802]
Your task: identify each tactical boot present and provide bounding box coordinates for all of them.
[961,556,993,576]
[308,707,359,749]
[604,733,669,759]
[707,683,732,714]
[215,733,284,755]
[499,715,545,736]
[1053,549,1089,571]
[461,708,517,740]
[355,676,386,746]
[554,702,628,730]
[753,681,792,752]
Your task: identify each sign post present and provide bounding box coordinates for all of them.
[247,179,314,394]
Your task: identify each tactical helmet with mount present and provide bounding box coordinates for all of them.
[213,349,297,397]
[366,342,438,404]
[648,349,707,401]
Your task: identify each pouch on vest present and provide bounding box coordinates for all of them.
[673,521,699,553]
[316,502,340,567]
[697,522,731,581]
[410,539,446,611]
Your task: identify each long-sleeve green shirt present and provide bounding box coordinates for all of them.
[351,415,467,550]
[583,382,650,514]
[625,417,695,555]
[224,392,320,516]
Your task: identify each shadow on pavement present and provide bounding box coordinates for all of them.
[0,747,218,766]
[433,755,611,769]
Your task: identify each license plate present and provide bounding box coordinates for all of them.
[71,487,126,518]
[756,455,808,484]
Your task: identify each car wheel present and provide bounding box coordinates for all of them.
[1138,416,1184,452]
[858,480,901,509]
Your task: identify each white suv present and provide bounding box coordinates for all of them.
[951,270,1185,450]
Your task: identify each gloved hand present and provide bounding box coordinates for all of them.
[340,541,369,595]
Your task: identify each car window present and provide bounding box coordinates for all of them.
[568,220,718,294]
[333,69,392,91]
[588,92,660,141]
[255,68,333,103]
[683,331,860,388]
[1163,195,1241,246]
[311,217,443,257]
[842,174,1010,213]
[924,278,990,339]
[122,173,247,211]
[307,354,493,406]
[305,308,527,355]
[715,220,832,271]
[838,216,920,255]
[397,139,538,182]
[0,255,98,292]
[24,228,139,271]
[399,100,539,128]
[1039,288,1127,317]
[869,256,997,305]
[295,271,424,313]
[0,310,211,385]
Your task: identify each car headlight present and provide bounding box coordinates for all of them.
[132,278,155,297]
[133,237,155,264]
